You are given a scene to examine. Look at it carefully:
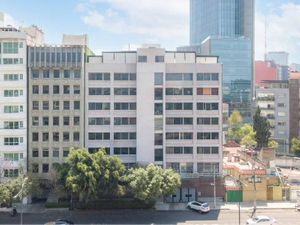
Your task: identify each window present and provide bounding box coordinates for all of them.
[32,164,39,173]
[155,56,164,63]
[166,103,193,110]
[197,117,219,125]
[154,72,163,85]
[89,72,110,80]
[88,132,110,140]
[53,85,59,94]
[32,117,39,126]
[32,148,39,158]
[63,85,70,94]
[73,132,80,142]
[63,101,70,110]
[43,70,50,78]
[197,88,219,95]
[155,88,163,100]
[32,132,39,142]
[43,117,49,126]
[42,164,49,173]
[32,101,39,110]
[197,132,219,140]
[53,132,59,142]
[155,133,163,145]
[32,70,39,79]
[166,147,193,154]
[63,116,70,126]
[166,73,193,81]
[74,70,81,79]
[4,90,23,97]
[88,102,110,110]
[4,74,22,81]
[197,73,219,81]
[74,117,80,126]
[166,88,193,95]
[155,149,163,161]
[114,117,136,125]
[138,55,147,63]
[88,117,110,125]
[166,132,193,140]
[63,149,69,157]
[53,101,59,110]
[43,101,49,110]
[42,147,49,156]
[166,117,193,125]
[63,132,70,142]
[74,101,80,110]
[114,147,136,155]
[32,85,39,94]
[4,121,23,129]
[4,137,21,145]
[114,88,136,95]
[154,103,163,115]
[197,162,219,174]
[114,73,136,81]
[74,85,80,94]
[53,117,59,126]
[53,149,59,157]
[3,42,19,54]
[114,102,136,110]
[4,105,22,113]
[4,153,20,161]
[197,146,219,154]
[114,132,136,140]
[64,70,70,78]
[197,102,219,110]
[53,70,60,78]
[89,88,110,95]
[277,103,285,107]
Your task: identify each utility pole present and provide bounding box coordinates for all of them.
[213,164,216,208]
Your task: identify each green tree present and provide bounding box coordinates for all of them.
[291,138,300,155]
[268,140,279,151]
[127,164,181,204]
[57,148,126,202]
[253,107,271,148]
[227,111,243,142]
[240,124,257,148]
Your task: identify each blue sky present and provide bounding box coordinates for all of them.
[1,0,300,63]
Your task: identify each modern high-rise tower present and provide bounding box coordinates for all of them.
[179,0,255,121]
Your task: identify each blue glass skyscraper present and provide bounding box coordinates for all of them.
[184,0,255,121]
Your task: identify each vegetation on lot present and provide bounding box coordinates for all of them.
[54,148,181,205]
[291,138,300,155]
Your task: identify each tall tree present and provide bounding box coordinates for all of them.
[253,107,271,148]
[291,138,300,155]
[127,164,181,204]
[227,111,243,142]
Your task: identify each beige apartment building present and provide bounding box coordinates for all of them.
[28,37,87,179]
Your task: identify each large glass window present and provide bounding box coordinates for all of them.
[154,72,163,85]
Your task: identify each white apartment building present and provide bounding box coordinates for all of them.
[0,27,27,179]
[86,46,223,177]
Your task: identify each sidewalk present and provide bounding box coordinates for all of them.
[155,201,297,211]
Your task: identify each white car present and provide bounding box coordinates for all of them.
[187,201,210,213]
[246,216,276,225]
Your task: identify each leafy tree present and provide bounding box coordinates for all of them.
[240,124,257,148]
[127,164,181,204]
[57,148,127,202]
[241,135,257,148]
[268,140,279,151]
[253,107,271,148]
[227,111,244,142]
[291,138,300,155]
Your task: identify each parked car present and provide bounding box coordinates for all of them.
[187,201,210,213]
[44,219,74,225]
[246,215,276,225]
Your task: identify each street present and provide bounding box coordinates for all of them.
[0,209,300,225]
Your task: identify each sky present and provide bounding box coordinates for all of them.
[1,0,300,63]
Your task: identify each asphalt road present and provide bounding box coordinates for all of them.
[0,209,299,225]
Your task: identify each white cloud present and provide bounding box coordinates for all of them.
[2,13,20,27]
[255,3,300,63]
[78,0,189,45]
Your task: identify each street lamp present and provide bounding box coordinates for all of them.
[13,176,28,225]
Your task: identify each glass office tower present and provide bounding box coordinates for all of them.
[187,0,255,121]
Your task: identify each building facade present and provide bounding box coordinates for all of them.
[28,44,86,179]
[0,27,27,179]
[256,81,290,154]
[86,46,223,178]
[255,61,278,87]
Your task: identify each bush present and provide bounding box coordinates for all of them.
[75,199,154,210]
[45,202,70,208]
